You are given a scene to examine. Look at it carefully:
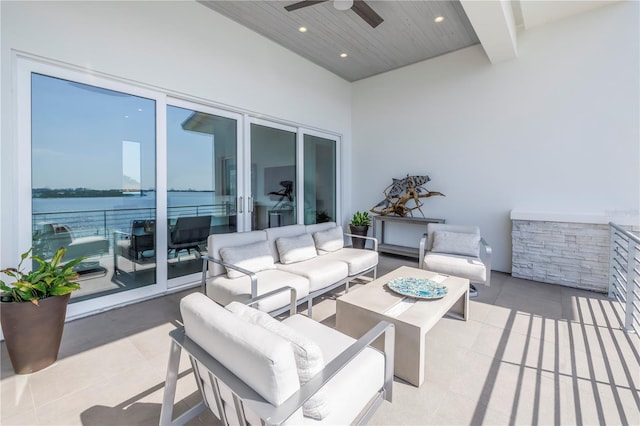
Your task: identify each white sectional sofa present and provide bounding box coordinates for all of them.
[201,222,378,316]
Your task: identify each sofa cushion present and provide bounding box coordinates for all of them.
[283,314,385,425]
[277,256,348,292]
[305,221,337,235]
[180,293,302,413]
[265,225,308,263]
[431,231,480,257]
[423,252,487,283]
[208,230,268,277]
[219,240,275,279]
[321,248,378,276]
[205,269,310,313]
[313,226,344,254]
[226,302,330,419]
[276,233,318,264]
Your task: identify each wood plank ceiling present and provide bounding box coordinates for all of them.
[198,1,480,82]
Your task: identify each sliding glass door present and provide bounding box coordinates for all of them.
[249,122,297,230]
[31,73,157,302]
[18,57,342,320]
[303,133,337,224]
[167,101,240,284]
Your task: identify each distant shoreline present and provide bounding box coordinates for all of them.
[32,189,214,198]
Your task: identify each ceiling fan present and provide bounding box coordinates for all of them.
[284,0,384,28]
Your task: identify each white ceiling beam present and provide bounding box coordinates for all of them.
[460,0,518,63]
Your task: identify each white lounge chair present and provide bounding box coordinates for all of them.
[160,288,395,425]
[419,223,492,297]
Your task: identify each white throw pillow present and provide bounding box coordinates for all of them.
[276,234,318,264]
[219,240,276,279]
[313,226,344,253]
[181,294,300,410]
[226,302,330,419]
[431,231,480,257]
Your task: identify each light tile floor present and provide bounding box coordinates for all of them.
[1,254,639,425]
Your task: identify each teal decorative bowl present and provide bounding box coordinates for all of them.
[387,277,448,300]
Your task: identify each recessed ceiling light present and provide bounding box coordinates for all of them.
[340,53,348,58]
[434,16,444,23]
[299,26,307,33]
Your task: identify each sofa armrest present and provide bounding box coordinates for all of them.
[244,286,298,317]
[267,320,395,425]
[200,255,259,298]
[344,233,379,252]
[418,233,428,269]
[480,238,492,286]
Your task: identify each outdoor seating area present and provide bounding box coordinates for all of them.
[202,221,379,316]
[1,253,638,425]
[1,1,638,425]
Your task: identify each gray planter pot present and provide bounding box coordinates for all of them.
[349,225,369,249]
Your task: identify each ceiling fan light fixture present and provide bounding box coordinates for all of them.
[334,0,353,11]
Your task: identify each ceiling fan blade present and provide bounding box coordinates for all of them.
[351,0,384,28]
[285,0,329,12]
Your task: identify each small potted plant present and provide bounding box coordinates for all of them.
[349,211,371,249]
[0,247,83,374]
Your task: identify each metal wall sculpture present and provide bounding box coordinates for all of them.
[370,175,444,217]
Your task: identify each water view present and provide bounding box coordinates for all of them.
[32,191,220,240]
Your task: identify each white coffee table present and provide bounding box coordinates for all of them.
[335,265,469,387]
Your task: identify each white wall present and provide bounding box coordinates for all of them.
[352,1,639,272]
[0,1,352,265]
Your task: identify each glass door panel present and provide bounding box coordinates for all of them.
[250,123,297,230]
[31,73,157,302]
[303,134,337,224]
[167,105,237,280]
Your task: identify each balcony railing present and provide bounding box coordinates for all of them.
[32,203,231,244]
[608,222,640,333]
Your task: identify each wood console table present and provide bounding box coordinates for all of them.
[372,215,445,258]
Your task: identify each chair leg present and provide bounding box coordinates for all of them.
[160,340,182,425]
[160,340,206,426]
[469,283,478,298]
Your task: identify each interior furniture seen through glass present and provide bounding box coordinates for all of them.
[250,124,297,230]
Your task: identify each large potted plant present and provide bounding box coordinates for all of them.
[0,247,83,374]
[349,211,371,250]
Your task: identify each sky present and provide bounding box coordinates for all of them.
[31,74,230,192]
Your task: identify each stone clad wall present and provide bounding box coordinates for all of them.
[512,220,638,293]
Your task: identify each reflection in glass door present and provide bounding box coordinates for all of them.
[304,134,337,224]
[30,73,157,302]
[167,104,238,281]
[249,123,297,230]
